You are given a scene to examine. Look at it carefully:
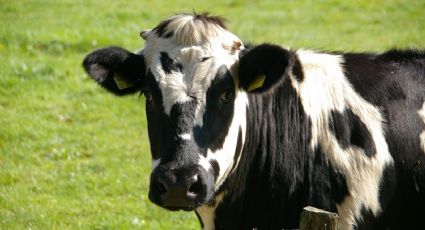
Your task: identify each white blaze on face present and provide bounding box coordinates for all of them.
[178,133,192,141]
[418,102,425,153]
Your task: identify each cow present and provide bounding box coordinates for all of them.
[82,13,425,229]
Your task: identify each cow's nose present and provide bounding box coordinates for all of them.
[158,173,202,201]
[150,168,206,210]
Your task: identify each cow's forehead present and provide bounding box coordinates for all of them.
[142,14,242,48]
[141,14,243,73]
[140,14,243,114]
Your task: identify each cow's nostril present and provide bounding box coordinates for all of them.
[188,176,203,195]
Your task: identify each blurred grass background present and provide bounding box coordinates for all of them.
[0,0,424,229]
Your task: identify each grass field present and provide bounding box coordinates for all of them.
[0,0,424,229]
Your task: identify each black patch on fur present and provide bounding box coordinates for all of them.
[82,46,145,95]
[164,31,174,39]
[304,145,350,209]
[160,52,182,74]
[209,159,220,182]
[201,57,211,62]
[355,164,397,229]
[383,99,425,227]
[292,57,304,82]
[386,82,406,101]
[341,52,384,104]
[194,12,227,29]
[329,110,351,148]
[380,49,425,62]
[170,100,198,136]
[194,65,235,151]
[153,18,172,37]
[342,50,425,106]
[329,109,377,157]
[329,163,350,204]
[145,70,165,160]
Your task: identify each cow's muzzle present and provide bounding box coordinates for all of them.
[149,164,212,211]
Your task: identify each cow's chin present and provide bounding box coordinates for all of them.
[148,189,215,212]
[161,195,217,211]
[153,199,206,212]
[162,206,195,212]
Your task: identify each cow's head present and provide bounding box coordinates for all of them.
[83,13,292,211]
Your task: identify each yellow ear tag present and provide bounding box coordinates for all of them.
[247,74,266,92]
[114,74,134,90]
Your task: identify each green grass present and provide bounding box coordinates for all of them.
[0,0,424,229]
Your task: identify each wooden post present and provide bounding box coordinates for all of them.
[299,206,339,230]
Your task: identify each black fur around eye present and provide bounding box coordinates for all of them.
[220,90,233,103]
[144,91,154,106]
[145,92,152,100]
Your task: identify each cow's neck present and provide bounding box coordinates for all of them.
[209,79,312,229]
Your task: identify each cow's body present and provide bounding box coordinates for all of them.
[202,49,425,229]
[83,13,425,230]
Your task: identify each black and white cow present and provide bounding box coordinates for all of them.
[83,13,425,229]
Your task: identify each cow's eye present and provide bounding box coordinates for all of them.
[144,91,153,104]
[220,90,233,103]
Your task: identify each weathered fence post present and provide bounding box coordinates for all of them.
[299,206,339,230]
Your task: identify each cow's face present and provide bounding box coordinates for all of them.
[83,13,291,211]
[140,15,248,211]
[83,14,248,211]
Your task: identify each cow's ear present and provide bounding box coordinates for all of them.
[238,44,294,93]
[83,46,145,96]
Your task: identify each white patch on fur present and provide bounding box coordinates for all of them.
[198,155,212,171]
[295,50,394,229]
[152,158,161,170]
[196,193,224,230]
[206,91,248,190]
[419,102,425,153]
[179,133,191,140]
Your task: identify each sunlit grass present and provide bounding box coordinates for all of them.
[1,0,424,228]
